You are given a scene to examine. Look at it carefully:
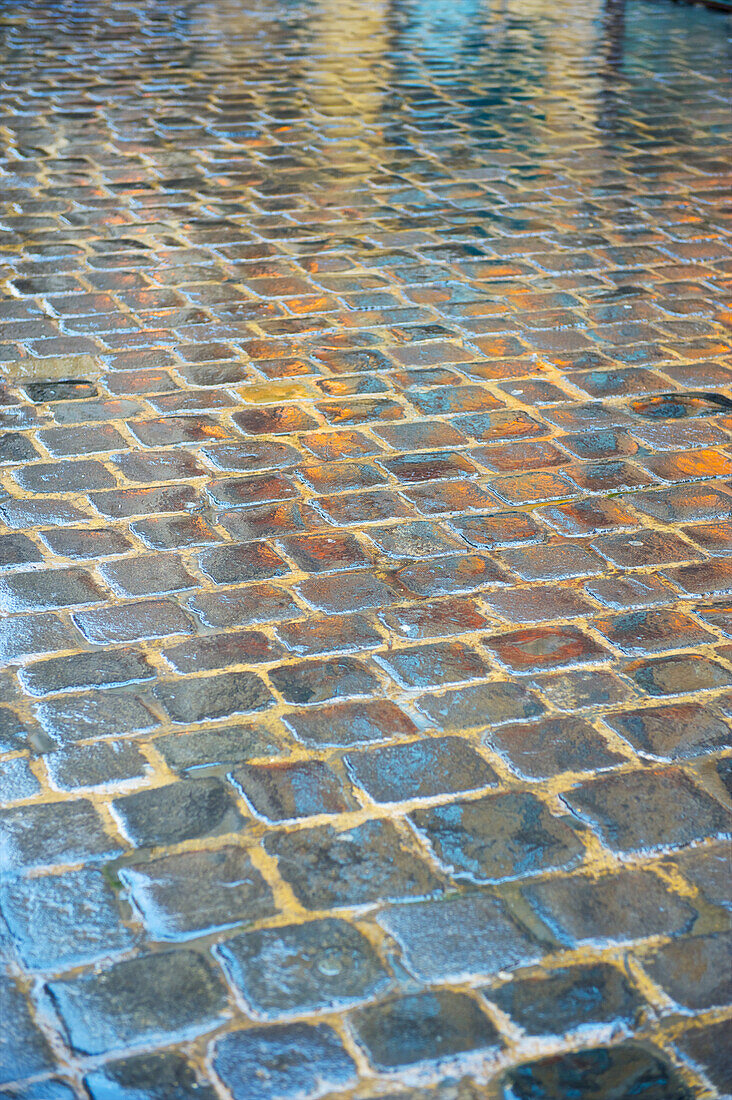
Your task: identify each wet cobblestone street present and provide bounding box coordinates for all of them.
[1,0,731,1096]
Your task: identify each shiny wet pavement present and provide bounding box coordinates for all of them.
[1,1,731,1097]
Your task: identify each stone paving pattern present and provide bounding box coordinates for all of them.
[0,0,731,1096]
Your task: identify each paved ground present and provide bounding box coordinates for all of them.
[0,0,731,1097]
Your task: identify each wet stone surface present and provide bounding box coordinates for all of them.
[111,778,246,847]
[0,1081,78,1100]
[212,1023,358,1100]
[217,917,390,1018]
[83,1051,219,1100]
[376,893,546,983]
[410,792,585,882]
[0,868,136,971]
[0,974,56,1085]
[46,950,230,1055]
[119,845,277,940]
[500,1043,694,1100]
[0,0,731,1095]
[484,962,644,1037]
[350,991,502,1071]
[264,818,445,908]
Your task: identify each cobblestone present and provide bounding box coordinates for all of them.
[412,791,585,882]
[83,1051,219,1100]
[119,846,277,940]
[0,975,56,1085]
[344,737,496,802]
[1,800,120,875]
[519,869,706,947]
[111,778,245,847]
[675,1019,732,1096]
[351,991,502,1071]
[485,962,644,1038]
[0,0,730,1095]
[217,917,390,1018]
[501,1044,693,1100]
[0,868,136,971]
[376,894,545,983]
[641,932,732,1011]
[46,950,230,1055]
[212,1024,357,1100]
[563,766,732,853]
[265,818,445,908]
